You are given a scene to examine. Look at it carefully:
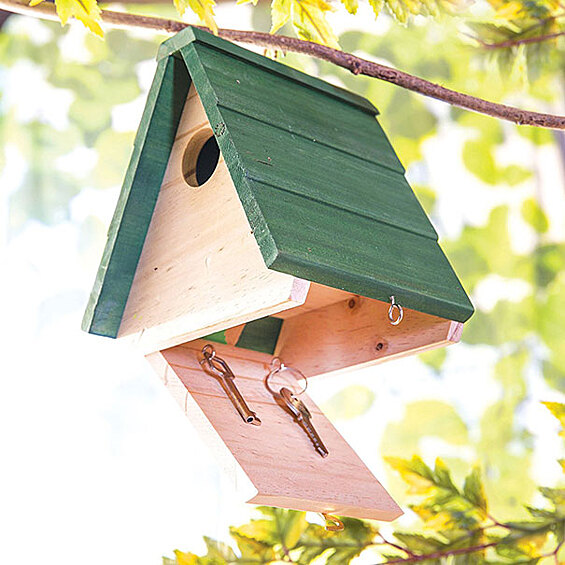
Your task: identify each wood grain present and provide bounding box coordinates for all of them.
[147,339,402,521]
[82,56,191,338]
[118,85,309,353]
[275,294,463,377]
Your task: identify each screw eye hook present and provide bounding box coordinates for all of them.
[388,295,404,326]
[320,513,344,532]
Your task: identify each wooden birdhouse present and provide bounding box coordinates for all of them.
[83,27,474,523]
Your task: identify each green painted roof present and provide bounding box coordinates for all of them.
[83,27,473,338]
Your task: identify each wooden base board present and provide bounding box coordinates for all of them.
[146,339,403,521]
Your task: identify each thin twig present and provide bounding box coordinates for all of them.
[0,0,564,129]
[479,30,565,49]
[380,542,498,563]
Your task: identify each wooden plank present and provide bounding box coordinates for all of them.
[147,340,402,521]
[82,56,191,337]
[214,107,435,240]
[274,283,356,320]
[250,182,475,323]
[118,85,310,353]
[158,27,379,115]
[191,44,404,174]
[275,295,463,377]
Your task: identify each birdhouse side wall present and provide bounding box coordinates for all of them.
[117,84,310,353]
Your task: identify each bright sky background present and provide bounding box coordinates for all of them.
[0,5,564,565]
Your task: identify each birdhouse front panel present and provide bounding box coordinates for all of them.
[117,83,311,352]
[82,27,474,522]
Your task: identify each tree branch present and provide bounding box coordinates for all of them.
[0,0,564,130]
[478,30,565,49]
[379,542,498,563]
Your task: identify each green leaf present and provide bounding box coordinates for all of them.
[434,458,458,491]
[231,507,307,552]
[539,487,565,516]
[521,198,549,234]
[321,385,375,420]
[463,467,488,513]
[393,532,447,553]
[297,518,376,564]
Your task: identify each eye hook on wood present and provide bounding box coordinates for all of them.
[320,513,345,532]
[388,295,404,326]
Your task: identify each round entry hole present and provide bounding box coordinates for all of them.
[182,130,220,187]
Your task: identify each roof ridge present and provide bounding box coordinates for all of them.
[159,27,379,116]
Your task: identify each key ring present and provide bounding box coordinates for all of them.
[388,295,404,326]
[264,357,308,397]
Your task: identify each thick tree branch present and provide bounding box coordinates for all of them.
[0,0,564,129]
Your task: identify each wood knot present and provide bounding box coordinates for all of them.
[374,339,388,353]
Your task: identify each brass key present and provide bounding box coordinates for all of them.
[200,344,261,426]
[279,387,328,457]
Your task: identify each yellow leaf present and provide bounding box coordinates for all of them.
[292,0,340,49]
[386,0,409,23]
[542,401,565,437]
[340,0,358,15]
[386,456,436,495]
[515,532,550,556]
[54,0,103,36]
[28,0,45,6]
[174,0,217,33]
[173,550,199,565]
[494,0,524,19]
[271,0,292,33]
[368,0,384,17]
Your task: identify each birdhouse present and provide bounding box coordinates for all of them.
[83,27,473,522]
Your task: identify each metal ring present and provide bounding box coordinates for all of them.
[388,295,403,326]
[201,343,216,360]
[265,357,308,396]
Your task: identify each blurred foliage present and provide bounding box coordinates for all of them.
[24,0,564,82]
[162,403,565,563]
[1,8,563,565]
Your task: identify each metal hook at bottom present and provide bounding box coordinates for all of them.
[320,513,344,532]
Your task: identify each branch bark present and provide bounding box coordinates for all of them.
[380,542,498,563]
[479,30,565,49]
[0,0,564,130]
